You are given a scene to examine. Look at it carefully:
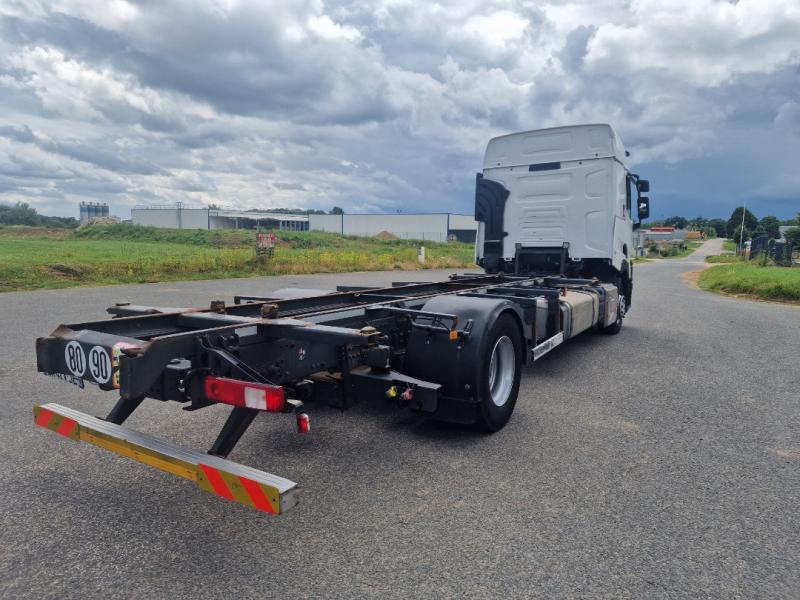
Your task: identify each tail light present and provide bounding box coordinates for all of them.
[296,412,310,434]
[204,376,285,412]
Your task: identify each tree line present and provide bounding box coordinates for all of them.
[646,211,799,242]
[0,202,78,228]
[722,208,799,245]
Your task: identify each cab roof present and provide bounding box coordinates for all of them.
[483,124,627,170]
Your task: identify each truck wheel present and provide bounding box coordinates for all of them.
[603,282,626,335]
[475,314,523,431]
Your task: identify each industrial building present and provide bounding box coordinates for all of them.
[130,205,477,242]
[644,226,687,242]
[79,202,109,225]
[309,213,477,242]
[131,206,309,231]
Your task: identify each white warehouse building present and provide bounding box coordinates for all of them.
[131,206,309,230]
[131,205,477,242]
[309,213,477,242]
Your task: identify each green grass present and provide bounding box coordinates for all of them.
[646,241,703,259]
[0,225,476,292]
[705,255,743,263]
[71,222,257,247]
[698,262,800,302]
[672,241,704,258]
[722,239,738,252]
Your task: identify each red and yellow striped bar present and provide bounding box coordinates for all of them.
[196,464,280,514]
[32,403,299,514]
[34,405,80,441]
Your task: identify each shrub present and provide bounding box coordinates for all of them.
[784,227,800,248]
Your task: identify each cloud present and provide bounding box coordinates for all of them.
[775,102,800,135]
[0,0,798,220]
[584,0,800,86]
[0,124,35,142]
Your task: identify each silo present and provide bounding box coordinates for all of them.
[79,202,110,224]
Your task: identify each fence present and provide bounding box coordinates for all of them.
[747,237,798,266]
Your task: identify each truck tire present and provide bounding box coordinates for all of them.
[603,277,626,335]
[475,313,523,431]
[403,296,526,428]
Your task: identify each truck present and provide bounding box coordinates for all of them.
[33,124,650,514]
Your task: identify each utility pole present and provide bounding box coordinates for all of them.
[739,200,747,253]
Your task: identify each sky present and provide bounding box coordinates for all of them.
[0,0,798,221]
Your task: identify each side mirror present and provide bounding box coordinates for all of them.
[638,196,650,220]
[638,179,650,193]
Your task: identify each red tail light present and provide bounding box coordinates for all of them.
[204,376,285,412]
[296,412,310,434]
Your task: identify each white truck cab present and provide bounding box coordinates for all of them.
[475,124,650,307]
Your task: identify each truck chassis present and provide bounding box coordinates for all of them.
[35,273,623,513]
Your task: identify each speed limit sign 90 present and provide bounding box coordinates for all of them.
[88,346,112,384]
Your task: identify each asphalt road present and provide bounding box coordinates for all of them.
[1,241,798,599]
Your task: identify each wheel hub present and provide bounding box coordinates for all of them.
[488,335,515,407]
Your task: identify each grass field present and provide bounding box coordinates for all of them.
[722,239,738,252]
[698,262,800,303]
[0,224,476,292]
[705,255,743,263]
[672,241,704,258]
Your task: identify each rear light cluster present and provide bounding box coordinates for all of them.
[204,376,286,412]
[296,412,310,433]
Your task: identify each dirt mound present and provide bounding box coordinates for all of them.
[46,263,90,279]
[373,230,399,240]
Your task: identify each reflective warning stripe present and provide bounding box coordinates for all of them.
[32,403,298,514]
[238,476,275,513]
[34,406,52,427]
[34,405,79,441]
[197,464,279,514]
[199,464,235,500]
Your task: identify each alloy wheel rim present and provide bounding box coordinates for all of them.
[488,335,515,407]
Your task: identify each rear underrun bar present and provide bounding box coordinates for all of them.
[34,403,299,514]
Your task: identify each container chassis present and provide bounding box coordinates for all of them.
[34,272,624,513]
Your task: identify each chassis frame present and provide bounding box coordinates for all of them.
[36,273,611,477]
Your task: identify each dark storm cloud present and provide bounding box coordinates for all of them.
[0,12,130,63]
[89,2,399,125]
[38,138,166,175]
[0,155,72,179]
[0,124,166,175]
[0,124,35,142]
[558,26,596,72]
[0,0,798,219]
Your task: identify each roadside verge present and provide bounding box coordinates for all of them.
[697,262,800,306]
